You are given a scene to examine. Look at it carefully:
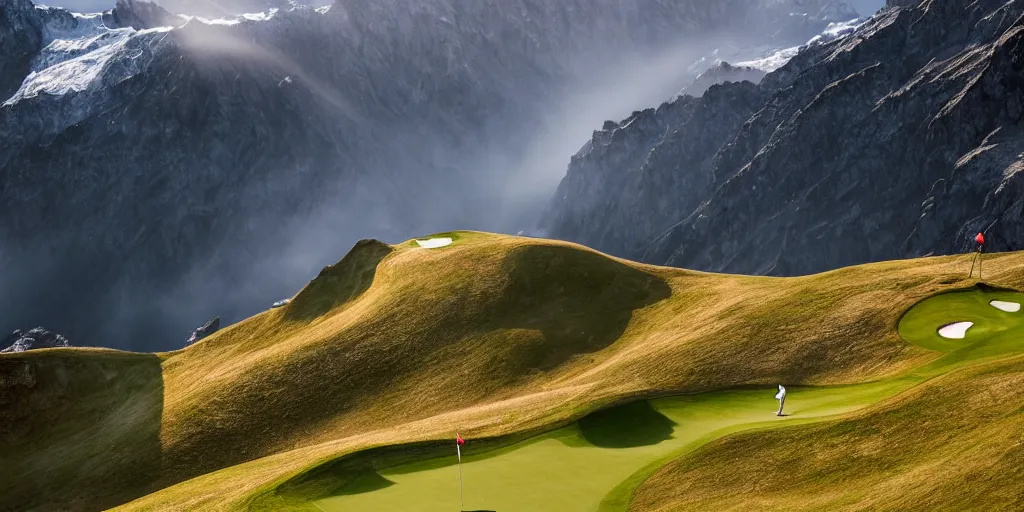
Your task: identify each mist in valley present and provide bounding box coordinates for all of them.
[0,0,874,351]
[136,28,732,351]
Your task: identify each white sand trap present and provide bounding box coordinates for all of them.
[938,321,974,339]
[989,300,1021,313]
[415,237,453,249]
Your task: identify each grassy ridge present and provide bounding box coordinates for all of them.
[156,232,673,481]
[629,286,1024,511]
[281,286,1024,511]
[629,355,1024,511]
[3,232,1024,511]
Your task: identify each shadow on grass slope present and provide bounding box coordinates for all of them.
[0,350,164,512]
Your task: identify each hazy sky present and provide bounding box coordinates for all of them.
[849,0,886,15]
[43,0,888,17]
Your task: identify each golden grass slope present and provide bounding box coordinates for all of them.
[628,355,1024,512]
[0,350,163,511]
[3,231,1024,511]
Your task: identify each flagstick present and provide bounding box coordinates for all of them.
[979,247,983,280]
[969,233,987,280]
[458,455,464,511]
[969,246,984,280]
[457,435,464,511]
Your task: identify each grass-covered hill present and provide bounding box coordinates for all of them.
[630,286,1024,511]
[629,355,1024,512]
[2,231,1023,511]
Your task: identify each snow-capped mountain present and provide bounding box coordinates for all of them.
[41,0,304,18]
[0,0,860,351]
[544,0,1024,276]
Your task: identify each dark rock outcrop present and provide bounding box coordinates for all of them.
[0,0,43,102]
[546,0,1024,276]
[1,327,71,353]
[185,317,220,346]
[678,62,767,98]
[546,81,767,260]
[105,0,184,30]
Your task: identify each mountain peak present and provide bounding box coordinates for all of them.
[109,0,182,29]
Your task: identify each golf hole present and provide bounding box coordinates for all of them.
[414,237,453,249]
[938,321,973,339]
[989,300,1021,313]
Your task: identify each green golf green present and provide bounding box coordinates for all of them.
[313,380,913,512]
[898,286,1024,364]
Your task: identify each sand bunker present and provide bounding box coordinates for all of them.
[415,237,453,249]
[938,321,974,339]
[989,300,1021,313]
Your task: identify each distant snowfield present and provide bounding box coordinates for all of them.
[5,4,298,107]
[177,8,279,26]
[990,300,1022,313]
[732,46,801,73]
[415,238,453,249]
[4,8,173,106]
[938,322,974,339]
[734,18,867,73]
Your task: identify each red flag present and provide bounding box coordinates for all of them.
[456,433,465,446]
[975,232,985,245]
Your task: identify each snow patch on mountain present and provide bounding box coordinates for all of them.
[735,17,865,72]
[684,16,866,84]
[31,9,117,69]
[177,7,279,26]
[811,17,867,42]
[5,24,170,105]
[6,1,293,108]
[734,46,802,73]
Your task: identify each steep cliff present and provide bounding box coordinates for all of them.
[545,0,1024,275]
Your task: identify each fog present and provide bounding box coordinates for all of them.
[41,0,889,18]
[132,27,809,350]
[2,0,884,351]
[125,27,727,350]
[39,0,332,16]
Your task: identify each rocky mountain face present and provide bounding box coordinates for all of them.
[545,0,1024,276]
[0,0,43,101]
[185,316,219,346]
[103,0,182,29]
[1,327,70,352]
[677,62,767,98]
[545,79,767,259]
[0,0,858,351]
